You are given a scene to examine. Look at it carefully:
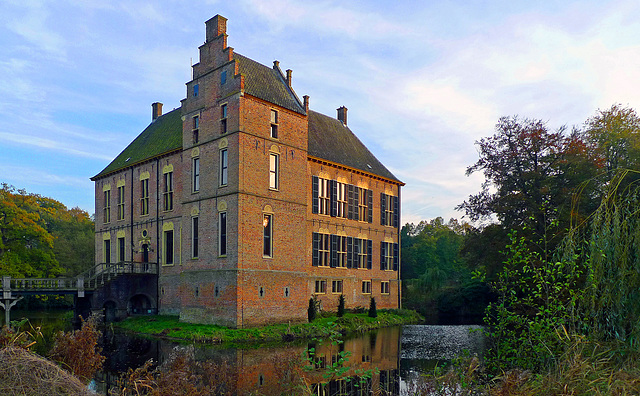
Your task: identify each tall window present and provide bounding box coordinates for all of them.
[337,236,347,268]
[140,178,149,215]
[219,149,228,186]
[163,172,173,211]
[103,239,111,263]
[380,242,399,271]
[193,84,199,97]
[358,188,368,221]
[192,158,200,192]
[103,189,111,223]
[192,217,199,258]
[336,182,347,218]
[312,232,330,267]
[318,178,330,215]
[381,281,390,295]
[118,237,125,262]
[355,238,367,269]
[221,70,227,85]
[381,193,398,227]
[117,185,125,220]
[269,153,279,190]
[192,115,199,144]
[164,230,174,265]
[263,214,273,257]
[221,104,227,134]
[219,212,227,256]
[270,109,278,138]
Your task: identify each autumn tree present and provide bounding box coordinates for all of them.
[457,116,598,258]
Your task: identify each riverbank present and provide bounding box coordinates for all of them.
[113,309,422,345]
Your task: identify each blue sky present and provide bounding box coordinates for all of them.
[2,0,640,225]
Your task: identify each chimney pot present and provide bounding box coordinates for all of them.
[337,106,348,126]
[152,102,163,121]
[286,69,292,87]
[273,60,280,69]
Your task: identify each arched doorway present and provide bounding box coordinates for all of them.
[129,294,153,315]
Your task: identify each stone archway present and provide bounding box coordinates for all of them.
[129,294,153,315]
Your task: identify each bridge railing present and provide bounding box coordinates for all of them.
[9,277,78,292]
[84,262,158,289]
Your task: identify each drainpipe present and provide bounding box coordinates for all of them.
[130,167,134,266]
[397,186,402,309]
[156,158,160,314]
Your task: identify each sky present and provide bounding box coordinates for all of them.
[2,0,640,225]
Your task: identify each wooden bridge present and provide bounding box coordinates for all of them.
[1,262,158,325]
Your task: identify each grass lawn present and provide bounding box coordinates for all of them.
[113,309,422,346]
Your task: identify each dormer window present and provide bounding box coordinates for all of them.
[221,104,228,134]
[193,84,199,97]
[270,109,278,139]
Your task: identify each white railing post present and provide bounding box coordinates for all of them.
[77,276,85,298]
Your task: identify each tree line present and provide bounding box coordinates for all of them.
[0,183,94,279]
[402,103,640,374]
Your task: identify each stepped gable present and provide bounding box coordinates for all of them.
[308,110,401,183]
[92,108,182,179]
[234,53,305,115]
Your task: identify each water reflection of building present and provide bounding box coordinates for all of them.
[96,326,402,395]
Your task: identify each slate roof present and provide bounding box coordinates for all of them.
[93,55,400,184]
[235,53,305,114]
[91,108,182,179]
[308,110,401,183]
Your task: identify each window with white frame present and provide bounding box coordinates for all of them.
[140,178,149,216]
[192,115,199,144]
[269,153,279,190]
[355,238,367,269]
[163,171,173,211]
[381,281,390,294]
[221,104,227,134]
[315,280,327,294]
[337,236,347,268]
[332,280,343,294]
[220,149,228,186]
[336,182,347,218]
[358,188,367,221]
[318,233,330,267]
[362,280,372,294]
[192,158,200,192]
[117,185,125,220]
[103,189,111,223]
[381,242,394,271]
[270,109,278,138]
[318,178,330,215]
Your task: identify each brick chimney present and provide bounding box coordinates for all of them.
[337,106,348,126]
[152,102,163,121]
[205,15,227,42]
[286,69,292,87]
[303,95,309,113]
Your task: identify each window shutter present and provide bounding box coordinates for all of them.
[367,189,373,223]
[347,185,354,219]
[367,240,372,269]
[346,237,353,268]
[330,234,338,268]
[380,193,386,225]
[393,196,399,228]
[353,187,360,221]
[312,232,319,266]
[330,180,337,217]
[393,243,399,271]
[312,176,319,214]
[380,241,385,270]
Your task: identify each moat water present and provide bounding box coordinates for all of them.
[8,311,486,395]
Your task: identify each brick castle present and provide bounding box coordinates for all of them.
[91,15,403,328]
